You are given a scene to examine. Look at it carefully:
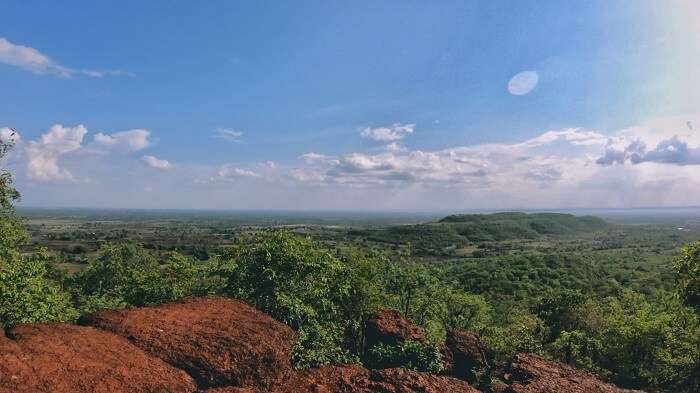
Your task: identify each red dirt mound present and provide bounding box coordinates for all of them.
[364,309,426,349]
[0,323,195,393]
[201,364,480,393]
[445,330,494,382]
[80,296,296,390]
[503,353,644,393]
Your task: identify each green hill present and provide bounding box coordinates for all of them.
[350,212,610,256]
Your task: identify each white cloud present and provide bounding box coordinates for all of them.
[292,118,700,191]
[218,165,259,178]
[26,124,87,181]
[214,128,243,142]
[93,129,151,151]
[385,142,407,152]
[141,155,172,170]
[508,71,539,95]
[299,152,329,163]
[596,114,700,166]
[0,127,21,144]
[0,37,125,78]
[360,123,415,142]
[519,128,608,148]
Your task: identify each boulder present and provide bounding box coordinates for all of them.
[445,330,494,382]
[200,364,480,393]
[364,309,426,349]
[80,296,295,390]
[503,353,644,393]
[0,323,195,393]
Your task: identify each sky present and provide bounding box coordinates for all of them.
[0,0,699,210]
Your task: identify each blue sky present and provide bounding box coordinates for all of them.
[1,1,699,209]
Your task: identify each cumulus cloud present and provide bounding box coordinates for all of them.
[360,123,415,142]
[17,124,157,182]
[141,155,172,170]
[0,37,125,78]
[214,128,243,142]
[284,114,700,209]
[596,115,700,166]
[25,124,87,181]
[598,136,700,166]
[218,165,259,178]
[290,127,638,189]
[93,129,151,151]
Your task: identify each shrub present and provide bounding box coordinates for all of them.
[366,340,443,373]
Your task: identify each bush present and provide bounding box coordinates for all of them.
[0,250,78,327]
[366,340,443,373]
[219,231,355,367]
[674,241,700,313]
[72,243,174,310]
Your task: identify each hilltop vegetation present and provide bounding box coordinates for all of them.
[350,212,610,257]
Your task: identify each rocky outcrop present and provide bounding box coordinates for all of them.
[0,323,195,393]
[364,309,426,349]
[445,330,494,383]
[503,353,644,393]
[80,297,295,390]
[201,364,480,393]
[0,298,644,393]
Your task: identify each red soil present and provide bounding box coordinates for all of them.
[201,364,480,393]
[444,330,494,382]
[0,298,643,393]
[503,353,644,393]
[80,296,296,390]
[0,323,195,393]
[364,309,427,349]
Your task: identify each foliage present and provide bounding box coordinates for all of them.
[674,240,700,312]
[552,330,603,372]
[0,139,77,327]
[485,310,546,361]
[353,212,609,256]
[220,231,356,367]
[0,250,78,327]
[383,262,443,327]
[366,340,444,373]
[533,289,586,341]
[291,321,359,369]
[437,289,491,334]
[71,245,222,314]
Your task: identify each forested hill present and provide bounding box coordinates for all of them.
[349,212,611,256]
[438,212,609,238]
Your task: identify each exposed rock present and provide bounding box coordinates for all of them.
[80,296,295,390]
[445,330,494,383]
[0,323,195,393]
[200,364,480,393]
[364,309,426,349]
[503,353,644,393]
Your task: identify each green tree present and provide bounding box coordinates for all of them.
[220,231,356,367]
[0,134,25,251]
[533,288,586,342]
[0,250,78,327]
[0,136,77,327]
[72,243,174,310]
[674,241,700,312]
[438,289,491,334]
